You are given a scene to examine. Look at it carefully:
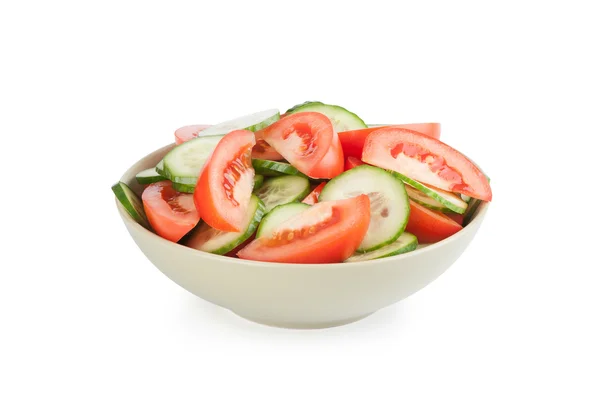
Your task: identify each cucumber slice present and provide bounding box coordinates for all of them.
[163,135,222,185]
[172,182,195,193]
[255,175,311,213]
[390,171,467,214]
[319,165,409,252]
[135,168,165,185]
[285,101,367,132]
[345,233,418,262]
[112,182,150,229]
[183,195,265,254]
[463,198,482,226]
[252,159,306,177]
[461,194,472,203]
[256,202,310,238]
[155,159,167,177]
[253,174,264,191]
[197,109,280,137]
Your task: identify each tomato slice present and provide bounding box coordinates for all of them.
[237,195,370,264]
[257,112,340,178]
[174,124,211,145]
[344,156,365,171]
[304,127,344,178]
[405,200,463,244]
[142,181,200,242]
[445,212,464,226]
[252,133,284,160]
[362,128,492,201]
[302,182,327,205]
[339,123,440,159]
[194,130,256,232]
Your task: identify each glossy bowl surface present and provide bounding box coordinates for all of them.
[115,143,489,329]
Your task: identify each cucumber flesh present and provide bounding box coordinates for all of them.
[285,101,367,132]
[252,159,306,177]
[255,175,311,213]
[461,194,472,203]
[183,195,265,254]
[163,135,222,185]
[197,109,280,137]
[112,182,150,229]
[135,168,165,185]
[345,233,418,262]
[155,159,167,177]
[172,182,195,193]
[253,174,264,191]
[391,171,467,214]
[256,202,310,238]
[319,165,410,252]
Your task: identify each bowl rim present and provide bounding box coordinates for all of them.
[115,142,490,269]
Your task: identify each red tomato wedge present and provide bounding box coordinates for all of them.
[257,112,341,178]
[362,128,492,201]
[174,124,211,145]
[405,200,463,244]
[237,195,370,264]
[344,156,364,171]
[445,212,464,226]
[251,136,284,160]
[194,130,256,232]
[302,182,327,205]
[142,181,200,242]
[339,123,440,159]
[304,126,344,178]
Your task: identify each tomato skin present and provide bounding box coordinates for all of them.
[237,195,370,264]
[405,200,462,243]
[258,112,340,178]
[344,156,364,171]
[174,124,211,145]
[142,181,200,242]
[194,130,256,232]
[362,127,492,201]
[302,182,327,205]
[339,123,440,158]
[445,212,464,226]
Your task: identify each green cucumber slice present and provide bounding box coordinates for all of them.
[172,182,195,193]
[460,194,472,203]
[155,159,167,177]
[345,233,418,262]
[253,174,264,191]
[256,202,310,238]
[163,135,222,185]
[463,198,482,226]
[252,159,306,177]
[285,101,367,132]
[255,175,311,213]
[197,109,280,137]
[112,182,150,229]
[319,165,409,252]
[135,168,165,185]
[183,195,265,254]
[319,165,410,252]
[390,171,467,214]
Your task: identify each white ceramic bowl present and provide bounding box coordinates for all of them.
[115,143,490,329]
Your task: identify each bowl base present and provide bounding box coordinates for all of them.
[231,311,375,330]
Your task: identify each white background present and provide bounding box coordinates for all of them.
[1,1,599,415]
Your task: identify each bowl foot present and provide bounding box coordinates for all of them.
[230,311,375,329]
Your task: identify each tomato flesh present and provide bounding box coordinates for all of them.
[257,112,341,178]
[405,200,462,243]
[339,123,440,159]
[142,181,200,242]
[344,156,365,171]
[194,130,256,232]
[362,127,492,201]
[237,195,370,264]
[304,127,344,178]
[174,124,211,145]
[445,212,464,226]
[302,182,327,205]
[251,136,284,160]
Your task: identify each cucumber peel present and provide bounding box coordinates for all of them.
[345,233,418,262]
[112,182,150,229]
[285,101,367,132]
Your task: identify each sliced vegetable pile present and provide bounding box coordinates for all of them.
[113,101,492,264]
